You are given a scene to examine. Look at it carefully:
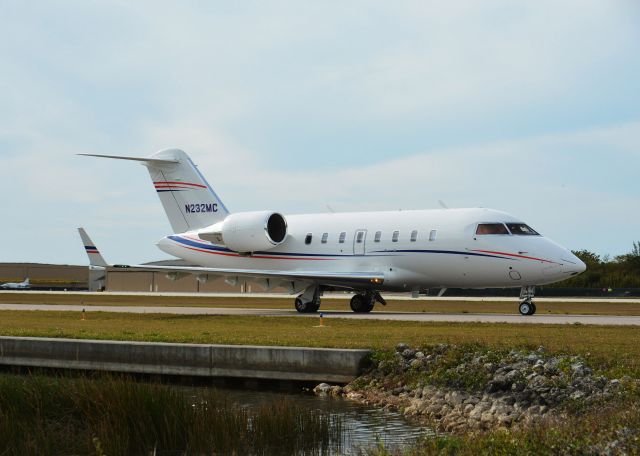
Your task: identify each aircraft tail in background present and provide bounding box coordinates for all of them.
[78,228,109,267]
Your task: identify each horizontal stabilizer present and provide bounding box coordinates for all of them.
[78,154,178,165]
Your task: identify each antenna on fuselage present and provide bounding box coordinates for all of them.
[438,200,449,209]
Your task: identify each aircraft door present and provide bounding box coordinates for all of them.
[353,229,367,255]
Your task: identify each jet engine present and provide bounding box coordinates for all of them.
[198,211,287,252]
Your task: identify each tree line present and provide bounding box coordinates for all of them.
[552,242,640,288]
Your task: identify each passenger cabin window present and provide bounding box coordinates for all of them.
[410,230,418,242]
[321,232,328,243]
[356,231,364,243]
[374,231,382,242]
[476,223,509,235]
[429,229,437,241]
[305,233,313,244]
[507,223,540,236]
[338,231,346,243]
[392,230,399,242]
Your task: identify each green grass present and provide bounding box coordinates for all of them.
[2,291,640,315]
[0,310,639,378]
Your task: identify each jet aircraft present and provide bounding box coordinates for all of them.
[80,149,586,315]
[0,278,30,290]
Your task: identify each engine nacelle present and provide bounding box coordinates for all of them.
[198,211,287,252]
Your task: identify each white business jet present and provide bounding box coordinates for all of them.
[0,278,30,290]
[80,149,585,315]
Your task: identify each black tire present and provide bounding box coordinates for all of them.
[295,297,308,313]
[350,294,365,313]
[350,294,374,313]
[519,302,532,316]
[529,303,537,315]
[308,302,320,313]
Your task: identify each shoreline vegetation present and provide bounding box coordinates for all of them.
[0,373,345,455]
[315,343,640,455]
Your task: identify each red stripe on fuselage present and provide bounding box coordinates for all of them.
[470,249,560,264]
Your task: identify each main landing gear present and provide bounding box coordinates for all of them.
[294,287,386,314]
[294,286,321,313]
[519,286,537,316]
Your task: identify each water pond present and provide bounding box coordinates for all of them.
[203,386,431,454]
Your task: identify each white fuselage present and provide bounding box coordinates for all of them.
[157,207,585,292]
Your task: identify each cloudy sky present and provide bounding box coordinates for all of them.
[1,0,639,265]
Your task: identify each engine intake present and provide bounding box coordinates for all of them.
[198,211,288,252]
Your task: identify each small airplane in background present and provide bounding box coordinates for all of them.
[0,278,30,290]
[80,149,586,316]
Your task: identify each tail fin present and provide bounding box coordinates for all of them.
[23,278,29,286]
[79,149,229,233]
[78,228,109,267]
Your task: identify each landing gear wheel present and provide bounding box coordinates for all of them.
[350,294,374,313]
[519,302,536,316]
[295,297,320,313]
[295,297,308,313]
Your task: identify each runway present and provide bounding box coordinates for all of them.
[0,304,639,326]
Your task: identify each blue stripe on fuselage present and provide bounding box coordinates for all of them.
[168,236,515,261]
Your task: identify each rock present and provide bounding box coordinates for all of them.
[329,385,343,396]
[391,387,404,396]
[415,351,425,359]
[313,383,331,394]
[486,374,510,393]
[395,343,409,353]
[480,410,494,423]
[483,362,497,373]
[402,348,416,359]
[410,359,423,369]
[463,395,480,405]
[469,402,490,420]
[570,390,585,400]
[526,354,539,364]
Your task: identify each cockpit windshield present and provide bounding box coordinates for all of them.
[476,223,509,235]
[506,223,540,235]
[476,223,541,236]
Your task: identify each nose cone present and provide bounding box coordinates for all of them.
[563,252,586,276]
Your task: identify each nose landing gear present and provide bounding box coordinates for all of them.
[519,286,537,316]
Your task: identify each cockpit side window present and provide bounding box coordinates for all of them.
[476,223,509,235]
[506,223,540,235]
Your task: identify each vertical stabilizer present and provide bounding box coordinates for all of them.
[78,228,109,267]
[144,149,229,233]
[79,149,229,233]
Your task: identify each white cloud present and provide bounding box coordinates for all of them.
[0,1,638,264]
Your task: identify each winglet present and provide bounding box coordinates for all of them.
[78,228,109,267]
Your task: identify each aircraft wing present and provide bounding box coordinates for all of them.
[110,264,384,292]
